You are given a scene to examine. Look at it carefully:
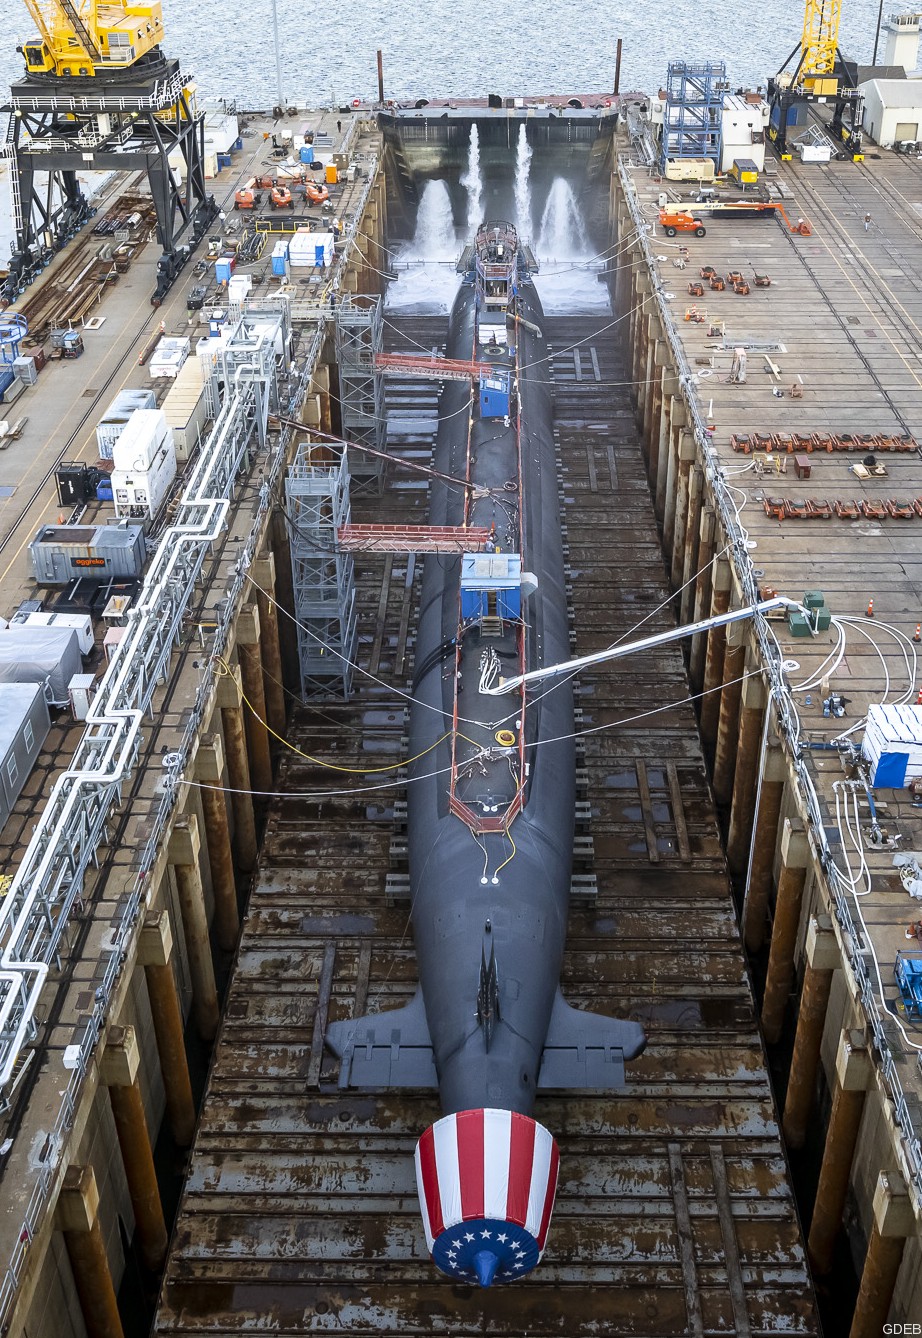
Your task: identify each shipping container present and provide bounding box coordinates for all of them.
[95,388,157,460]
[0,682,51,831]
[112,408,173,472]
[29,521,147,585]
[22,611,94,655]
[161,357,209,461]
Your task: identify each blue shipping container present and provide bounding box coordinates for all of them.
[300,145,314,164]
[215,258,233,283]
[0,368,14,401]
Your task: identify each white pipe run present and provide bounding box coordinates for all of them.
[484,597,810,695]
[0,360,265,1088]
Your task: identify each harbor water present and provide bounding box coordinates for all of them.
[2,0,897,110]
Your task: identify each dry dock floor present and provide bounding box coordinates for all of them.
[153,312,818,1336]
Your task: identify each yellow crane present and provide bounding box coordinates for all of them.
[19,0,165,77]
[800,0,842,93]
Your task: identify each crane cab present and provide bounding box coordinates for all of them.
[19,0,165,78]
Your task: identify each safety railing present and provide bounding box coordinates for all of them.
[0,305,300,1330]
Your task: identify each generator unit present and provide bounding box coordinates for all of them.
[29,521,146,585]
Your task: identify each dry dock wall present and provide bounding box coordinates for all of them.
[611,154,922,1329]
[0,153,387,1338]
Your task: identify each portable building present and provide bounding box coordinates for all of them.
[0,683,51,831]
[0,627,82,705]
[29,522,146,585]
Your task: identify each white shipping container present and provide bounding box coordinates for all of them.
[149,335,191,380]
[22,612,93,656]
[203,112,239,154]
[112,443,177,522]
[96,388,157,460]
[162,357,208,462]
[113,408,172,472]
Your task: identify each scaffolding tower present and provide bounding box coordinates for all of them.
[285,439,357,699]
[660,61,727,173]
[335,294,385,490]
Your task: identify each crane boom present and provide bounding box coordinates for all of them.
[801,0,842,79]
[19,0,165,76]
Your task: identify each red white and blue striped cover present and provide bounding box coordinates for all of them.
[414,1108,560,1283]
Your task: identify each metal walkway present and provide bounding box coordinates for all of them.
[154,313,818,1336]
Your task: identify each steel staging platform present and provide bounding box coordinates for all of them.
[154,314,817,1335]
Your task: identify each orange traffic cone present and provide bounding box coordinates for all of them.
[916,685,922,705]
[915,624,921,643]
[866,599,874,617]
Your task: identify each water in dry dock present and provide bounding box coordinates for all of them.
[153,307,818,1335]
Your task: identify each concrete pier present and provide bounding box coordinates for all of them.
[58,1167,124,1338]
[101,1027,168,1273]
[169,817,219,1043]
[140,910,196,1148]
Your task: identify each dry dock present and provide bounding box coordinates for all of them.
[154,312,817,1336]
[0,93,921,1338]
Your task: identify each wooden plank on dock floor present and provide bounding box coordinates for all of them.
[586,442,598,493]
[636,758,661,863]
[307,942,336,1088]
[369,554,394,677]
[710,1142,752,1338]
[667,761,692,862]
[668,1144,704,1338]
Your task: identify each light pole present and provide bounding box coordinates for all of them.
[872,0,885,66]
[270,0,286,112]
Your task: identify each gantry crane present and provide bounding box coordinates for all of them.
[4,0,218,304]
[767,0,864,159]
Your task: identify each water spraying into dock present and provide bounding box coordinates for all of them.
[461,125,483,235]
[386,179,461,312]
[537,178,589,259]
[514,124,532,237]
[534,176,609,314]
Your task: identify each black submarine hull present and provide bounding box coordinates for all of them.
[407,279,575,1117]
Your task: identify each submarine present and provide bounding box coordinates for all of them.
[326,219,645,1287]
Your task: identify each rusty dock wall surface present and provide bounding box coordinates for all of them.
[154,313,818,1336]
